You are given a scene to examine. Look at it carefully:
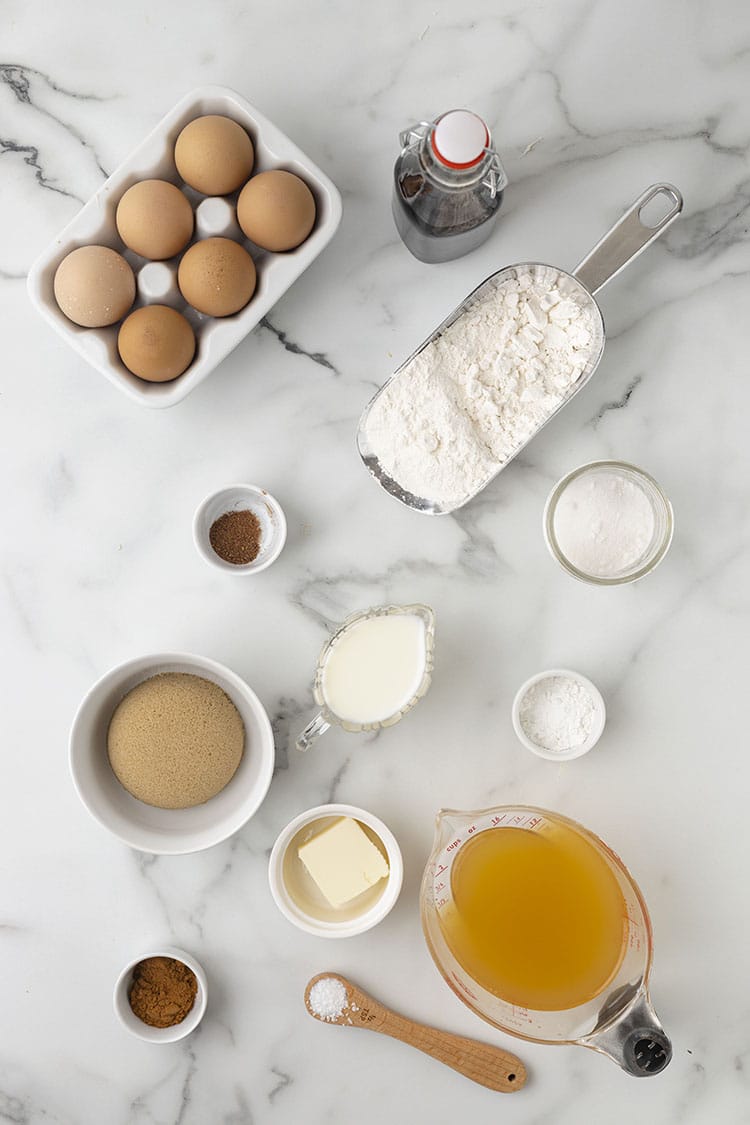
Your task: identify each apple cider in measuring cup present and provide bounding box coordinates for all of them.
[439,819,628,1011]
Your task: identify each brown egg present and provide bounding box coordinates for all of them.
[177,237,256,317]
[175,115,255,196]
[237,170,316,252]
[116,180,194,260]
[118,305,196,382]
[54,245,135,327]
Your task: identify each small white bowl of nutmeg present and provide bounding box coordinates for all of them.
[27,85,342,408]
[193,483,287,574]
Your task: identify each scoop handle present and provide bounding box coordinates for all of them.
[573,183,682,296]
[346,981,526,1093]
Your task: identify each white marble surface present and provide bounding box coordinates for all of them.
[1,1,749,1121]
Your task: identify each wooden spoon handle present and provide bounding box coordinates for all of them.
[346,982,526,1093]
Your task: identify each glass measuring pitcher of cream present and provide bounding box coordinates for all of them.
[295,604,435,751]
[421,806,672,1076]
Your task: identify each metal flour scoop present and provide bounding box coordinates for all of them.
[357,184,682,514]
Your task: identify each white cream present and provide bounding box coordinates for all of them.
[321,613,427,724]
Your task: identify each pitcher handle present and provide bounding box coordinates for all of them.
[582,988,672,1077]
[295,711,331,752]
[573,183,683,296]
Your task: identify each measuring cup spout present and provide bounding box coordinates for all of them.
[432,808,471,852]
[582,987,672,1077]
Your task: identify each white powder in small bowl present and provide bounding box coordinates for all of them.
[517,674,601,755]
[308,977,348,1021]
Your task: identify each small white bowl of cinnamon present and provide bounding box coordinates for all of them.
[113,946,208,1043]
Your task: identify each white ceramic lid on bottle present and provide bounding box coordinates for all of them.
[431,110,490,168]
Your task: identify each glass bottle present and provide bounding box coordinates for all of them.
[392,109,508,264]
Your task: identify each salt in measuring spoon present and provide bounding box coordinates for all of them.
[357,183,682,514]
[304,972,526,1093]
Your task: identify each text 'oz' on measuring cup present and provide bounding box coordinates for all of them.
[357,183,683,514]
[295,603,435,752]
[420,806,673,1077]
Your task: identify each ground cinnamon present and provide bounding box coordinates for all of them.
[129,956,198,1028]
[209,508,262,565]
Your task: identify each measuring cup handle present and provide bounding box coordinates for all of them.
[295,711,331,752]
[582,988,672,1077]
[573,183,683,296]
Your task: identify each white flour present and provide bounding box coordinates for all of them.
[552,471,655,577]
[519,675,596,753]
[365,266,596,506]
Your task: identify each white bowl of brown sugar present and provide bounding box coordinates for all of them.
[69,652,275,853]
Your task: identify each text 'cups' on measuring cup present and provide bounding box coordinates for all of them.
[295,604,435,752]
[357,184,683,515]
[420,806,672,1077]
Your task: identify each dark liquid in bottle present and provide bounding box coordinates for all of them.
[392,167,504,264]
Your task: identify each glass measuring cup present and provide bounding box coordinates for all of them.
[358,183,683,514]
[420,805,672,1076]
[295,603,435,751]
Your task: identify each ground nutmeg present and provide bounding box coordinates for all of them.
[129,955,198,1028]
[209,508,262,565]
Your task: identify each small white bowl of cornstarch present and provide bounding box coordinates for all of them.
[511,669,606,761]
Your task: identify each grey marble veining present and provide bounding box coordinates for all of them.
[2,0,750,1122]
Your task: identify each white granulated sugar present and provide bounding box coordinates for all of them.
[365,266,596,506]
[553,472,655,577]
[519,675,596,753]
[308,977,348,1021]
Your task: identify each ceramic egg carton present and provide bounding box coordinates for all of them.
[27,86,343,408]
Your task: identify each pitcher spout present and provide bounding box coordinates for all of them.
[432,808,471,854]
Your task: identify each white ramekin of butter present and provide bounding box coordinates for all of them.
[27,85,342,408]
[268,804,403,938]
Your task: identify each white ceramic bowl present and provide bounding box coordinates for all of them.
[114,946,207,1043]
[27,85,342,408]
[511,668,606,761]
[193,484,287,574]
[70,652,275,853]
[268,804,403,938]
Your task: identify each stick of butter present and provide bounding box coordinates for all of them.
[298,817,390,908]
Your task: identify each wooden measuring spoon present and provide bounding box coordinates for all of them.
[304,972,527,1093]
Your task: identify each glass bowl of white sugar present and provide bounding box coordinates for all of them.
[544,460,673,585]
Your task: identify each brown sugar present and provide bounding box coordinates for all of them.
[129,956,198,1028]
[107,672,245,809]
